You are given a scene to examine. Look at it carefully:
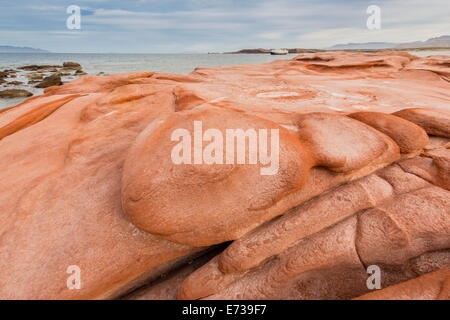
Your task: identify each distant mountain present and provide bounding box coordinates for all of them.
[226,35,450,55]
[328,42,397,50]
[0,45,49,53]
[328,36,450,50]
[395,35,450,49]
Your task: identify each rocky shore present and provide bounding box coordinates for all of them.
[0,51,449,300]
[0,62,88,103]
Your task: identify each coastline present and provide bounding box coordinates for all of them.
[223,46,450,54]
[1,49,450,109]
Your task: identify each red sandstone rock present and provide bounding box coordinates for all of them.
[394,108,450,138]
[348,111,429,155]
[355,269,450,300]
[178,165,450,300]
[0,52,449,300]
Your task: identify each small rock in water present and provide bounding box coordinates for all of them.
[26,73,44,80]
[19,65,61,71]
[35,73,63,88]
[63,62,82,70]
[75,70,87,75]
[0,89,33,98]
[7,81,23,85]
[0,69,18,78]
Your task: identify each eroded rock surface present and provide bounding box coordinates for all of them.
[355,269,450,300]
[0,52,449,300]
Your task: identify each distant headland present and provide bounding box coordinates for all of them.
[223,35,450,54]
[0,46,50,53]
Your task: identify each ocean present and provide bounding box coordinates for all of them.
[1,51,449,109]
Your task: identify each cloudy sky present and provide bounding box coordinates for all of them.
[0,0,449,53]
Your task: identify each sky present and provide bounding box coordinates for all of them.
[0,0,449,53]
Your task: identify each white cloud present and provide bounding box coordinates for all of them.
[258,32,284,40]
[2,0,450,52]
